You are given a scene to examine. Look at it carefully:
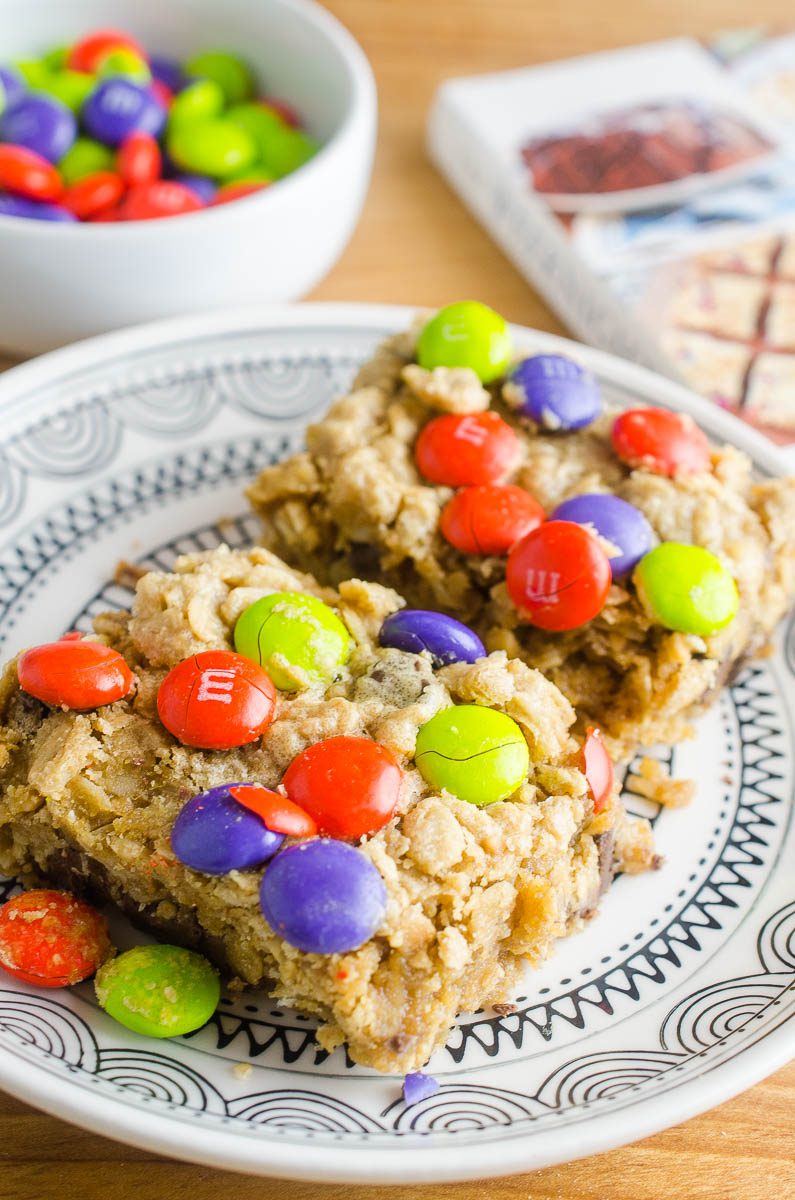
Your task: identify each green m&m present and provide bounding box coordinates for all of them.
[168,78,225,127]
[59,137,115,184]
[634,542,739,636]
[94,944,220,1038]
[168,116,256,178]
[417,301,513,384]
[414,705,529,806]
[185,49,255,106]
[234,592,353,690]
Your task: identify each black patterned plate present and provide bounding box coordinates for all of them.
[0,305,791,1182]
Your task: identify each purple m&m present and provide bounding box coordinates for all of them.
[174,172,217,203]
[82,79,166,146]
[0,195,76,221]
[149,55,186,94]
[508,354,601,431]
[0,67,26,111]
[259,840,387,955]
[551,493,653,577]
[379,610,485,667]
[171,783,284,875]
[2,95,77,163]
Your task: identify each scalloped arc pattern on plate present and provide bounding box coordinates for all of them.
[0,901,791,1139]
[0,321,790,1156]
[0,345,361,522]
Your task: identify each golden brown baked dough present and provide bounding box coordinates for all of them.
[248,323,795,760]
[0,546,652,1072]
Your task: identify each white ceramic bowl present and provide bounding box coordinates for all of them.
[0,0,376,354]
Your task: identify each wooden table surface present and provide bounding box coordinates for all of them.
[1,1,794,1196]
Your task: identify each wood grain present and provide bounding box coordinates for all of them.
[1,1,794,1195]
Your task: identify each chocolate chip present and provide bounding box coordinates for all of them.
[387,1033,410,1052]
[492,1002,518,1016]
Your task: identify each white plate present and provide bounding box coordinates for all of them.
[0,304,792,1184]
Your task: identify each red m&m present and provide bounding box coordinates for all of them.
[18,638,134,709]
[506,521,612,631]
[283,736,402,839]
[67,29,146,73]
[62,170,124,218]
[157,650,276,749]
[228,784,317,837]
[119,181,203,221]
[440,484,545,556]
[0,890,112,987]
[117,131,162,185]
[611,408,711,477]
[0,145,63,201]
[415,412,521,487]
[581,727,614,813]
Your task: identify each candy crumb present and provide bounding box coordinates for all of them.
[232,1062,252,1080]
[402,1071,440,1108]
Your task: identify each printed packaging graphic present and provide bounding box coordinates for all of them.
[428,33,795,455]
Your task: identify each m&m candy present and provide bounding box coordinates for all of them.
[550,493,653,578]
[17,638,134,709]
[440,484,544,556]
[82,78,166,145]
[1,94,77,163]
[508,354,601,431]
[283,736,402,839]
[228,784,317,837]
[0,30,319,223]
[116,130,161,184]
[611,408,711,476]
[119,179,202,220]
[95,944,220,1037]
[59,136,114,184]
[581,727,613,813]
[633,543,739,636]
[62,169,124,218]
[0,67,26,110]
[234,592,352,690]
[0,890,111,987]
[506,521,612,631]
[259,839,387,954]
[0,144,63,200]
[67,29,146,74]
[0,194,74,221]
[157,650,276,749]
[149,55,185,95]
[416,302,513,384]
[185,50,255,106]
[378,609,485,667]
[167,117,256,178]
[170,783,285,875]
[415,411,521,487]
[414,705,529,806]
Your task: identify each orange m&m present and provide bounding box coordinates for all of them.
[581,727,614,813]
[17,638,134,709]
[157,650,276,749]
[415,412,521,487]
[440,484,544,556]
[611,408,711,477]
[283,736,402,840]
[229,784,317,837]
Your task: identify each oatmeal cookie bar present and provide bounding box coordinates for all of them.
[247,318,795,759]
[0,546,650,1073]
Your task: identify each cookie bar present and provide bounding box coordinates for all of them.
[0,545,651,1073]
[247,309,795,760]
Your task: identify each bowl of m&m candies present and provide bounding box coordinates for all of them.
[0,0,376,352]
